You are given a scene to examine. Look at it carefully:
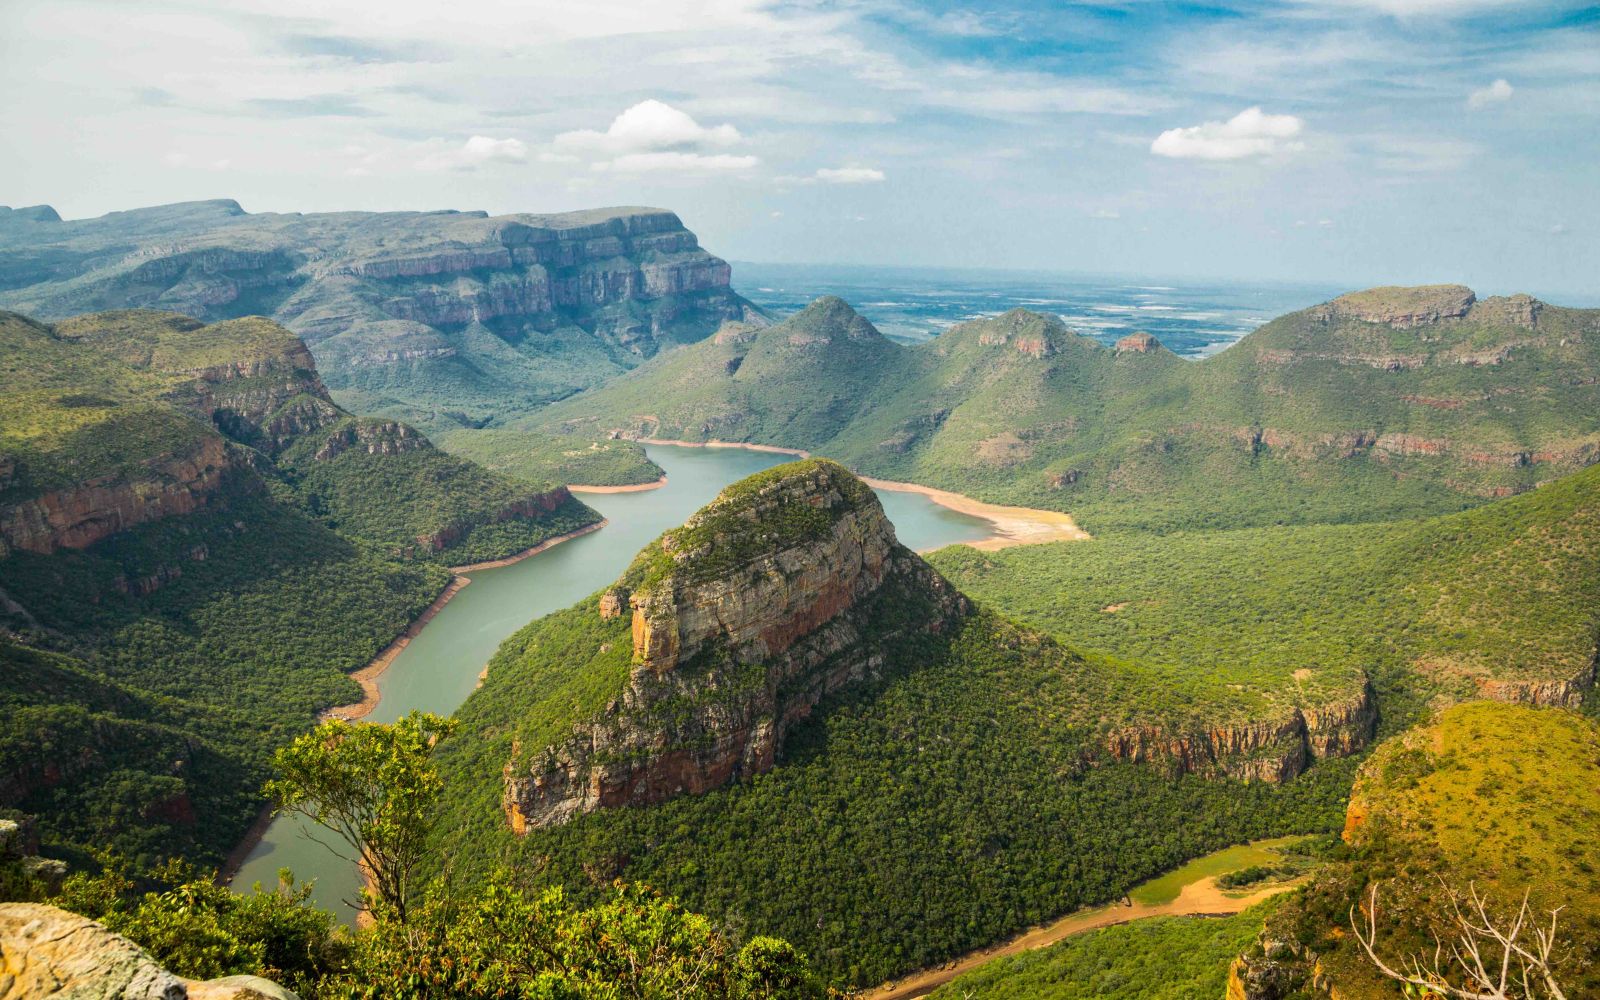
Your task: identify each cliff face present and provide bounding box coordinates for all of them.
[0,903,297,1000]
[0,435,241,555]
[0,202,765,427]
[1104,680,1377,783]
[502,460,969,830]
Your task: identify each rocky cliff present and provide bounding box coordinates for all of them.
[1104,680,1377,783]
[0,201,765,428]
[0,435,243,556]
[0,903,298,1000]
[501,459,968,830]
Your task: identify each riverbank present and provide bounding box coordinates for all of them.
[569,476,667,494]
[629,438,1088,549]
[867,874,1302,1000]
[320,520,606,722]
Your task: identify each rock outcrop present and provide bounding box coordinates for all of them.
[1105,680,1377,783]
[1114,331,1161,353]
[0,903,298,1000]
[1318,284,1476,328]
[0,437,242,555]
[502,460,969,830]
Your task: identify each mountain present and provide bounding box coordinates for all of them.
[1229,701,1600,1000]
[0,308,597,866]
[0,200,764,434]
[538,286,1600,531]
[433,460,1368,986]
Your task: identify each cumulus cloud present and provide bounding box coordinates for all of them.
[417,135,528,171]
[814,166,885,183]
[1468,78,1513,108]
[1151,107,1305,161]
[554,99,742,153]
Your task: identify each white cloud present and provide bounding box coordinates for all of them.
[1468,78,1513,109]
[1151,107,1305,161]
[416,135,528,171]
[554,99,742,153]
[815,166,885,184]
[595,151,758,173]
[1090,208,1120,220]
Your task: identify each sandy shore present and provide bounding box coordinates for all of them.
[223,520,609,889]
[217,803,278,884]
[569,476,667,494]
[860,476,1089,549]
[866,875,1301,1000]
[632,436,811,458]
[630,437,1087,549]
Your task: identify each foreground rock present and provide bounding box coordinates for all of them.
[0,903,296,1000]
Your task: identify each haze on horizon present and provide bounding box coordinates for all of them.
[2,0,1595,299]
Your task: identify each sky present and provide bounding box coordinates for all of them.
[2,0,1596,297]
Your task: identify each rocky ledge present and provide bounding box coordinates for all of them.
[1105,680,1377,783]
[0,903,297,1000]
[1316,284,1477,328]
[0,436,242,556]
[502,460,969,830]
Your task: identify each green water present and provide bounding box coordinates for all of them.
[229,445,996,919]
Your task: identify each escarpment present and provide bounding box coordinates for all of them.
[1104,680,1377,783]
[501,460,969,831]
[0,201,765,426]
[0,435,244,555]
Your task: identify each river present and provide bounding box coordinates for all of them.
[229,444,1000,919]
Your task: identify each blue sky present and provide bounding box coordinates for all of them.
[2,0,1596,296]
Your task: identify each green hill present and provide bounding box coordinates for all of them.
[1231,702,1600,999]
[537,287,1600,532]
[0,308,598,867]
[929,460,1600,745]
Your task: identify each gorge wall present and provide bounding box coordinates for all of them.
[502,460,969,831]
[0,201,766,426]
[1104,681,1378,783]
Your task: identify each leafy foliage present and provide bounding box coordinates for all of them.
[331,877,828,999]
[268,712,458,921]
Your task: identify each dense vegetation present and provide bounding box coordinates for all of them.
[436,427,663,488]
[0,487,448,864]
[278,430,598,566]
[930,461,1600,733]
[537,289,1600,532]
[436,593,1355,987]
[929,902,1280,1000]
[0,307,598,866]
[1250,702,1600,997]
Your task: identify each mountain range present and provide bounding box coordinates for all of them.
[536,286,1600,531]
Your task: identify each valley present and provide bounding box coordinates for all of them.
[2,249,1597,999]
[228,443,1021,919]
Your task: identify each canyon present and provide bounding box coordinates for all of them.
[0,201,765,430]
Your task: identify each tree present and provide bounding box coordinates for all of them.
[266,711,456,923]
[1351,881,1570,1000]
